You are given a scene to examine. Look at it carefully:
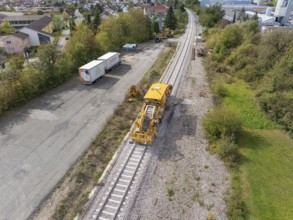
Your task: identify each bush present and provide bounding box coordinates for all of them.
[213,81,228,98]
[259,92,293,134]
[203,107,242,142]
[217,137,240,164]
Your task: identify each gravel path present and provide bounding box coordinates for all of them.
[124,54,230,220]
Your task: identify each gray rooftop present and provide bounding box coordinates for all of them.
[2,15,44,21]
[26,15,52,35]
[12,31,29,40]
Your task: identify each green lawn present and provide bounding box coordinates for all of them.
[223,81,278,130]
[239,129,293,220]
[222,80,293,220]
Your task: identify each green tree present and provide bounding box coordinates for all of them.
[252,12,258,21]
[175,6,188,29]
[232,12,236,23]
[128,2,135,9]
[92,8,101,34]
[256,29,293,73]
[0,55,24,82]
[53,16,64,32]
[38,44,60,73]
[214,24,243,60]
[85,13,91,26]
[65,25,100,69]
[96,9,152,51]
[37,10,44,15]
[152,19,160,34]
[96,16,126,52]
[126,9,152,42]
[164,6,177,30]
[0,20,15,34]
[69,19,76,31]
[199,3,224,28]
[238,7,249,22]
[65,4,76,12]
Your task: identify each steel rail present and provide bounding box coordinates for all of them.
[93,144,147,220]
[163,9,195,88]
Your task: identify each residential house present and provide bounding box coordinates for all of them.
[62,9,75,21]
[143,5,168,18]
[20,15,53,46]
[0,31,30,54]
[144,5,168,31]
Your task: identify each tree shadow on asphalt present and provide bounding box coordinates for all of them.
[0,73,123,134]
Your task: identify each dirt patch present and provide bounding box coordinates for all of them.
[125,55,230,220]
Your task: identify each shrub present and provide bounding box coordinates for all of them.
[259,92,293,134]
[213,81,228,98]
[203,107,242,142]
[217,137,240,164]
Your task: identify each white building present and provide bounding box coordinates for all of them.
[20,16,54,46]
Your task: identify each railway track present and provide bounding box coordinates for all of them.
[89,144,148,220]
[164,9,195,89]
[83,9,196,220]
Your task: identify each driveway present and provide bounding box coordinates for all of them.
[56,29,70,50]
[0,42,164,220]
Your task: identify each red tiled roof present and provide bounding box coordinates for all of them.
[144,6,168,14]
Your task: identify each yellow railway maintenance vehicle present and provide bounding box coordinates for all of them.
[131,82,172,145]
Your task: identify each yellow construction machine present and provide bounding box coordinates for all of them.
[131,82,172,145]
[127,85,140,102]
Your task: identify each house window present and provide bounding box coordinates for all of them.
[38,33,51,44]
[6,41,11,44]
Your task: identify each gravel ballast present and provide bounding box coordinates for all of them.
[124,54,231,220]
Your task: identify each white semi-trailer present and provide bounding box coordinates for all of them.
[97,52,121,72]
[79,60,105,84]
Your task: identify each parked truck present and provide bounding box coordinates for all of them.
[79,60,105,84]
[97,52,121,72]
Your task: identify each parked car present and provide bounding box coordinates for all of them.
[155,37,162,43]
[196,33,203,42]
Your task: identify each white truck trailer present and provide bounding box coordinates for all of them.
[97,52,121,72]
[79,60,105,84]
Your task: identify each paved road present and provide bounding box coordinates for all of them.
[0,43,164,220]
[56,29,70,50]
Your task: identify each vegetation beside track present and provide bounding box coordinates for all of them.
[189,3,293,219]
[46,44,177,219]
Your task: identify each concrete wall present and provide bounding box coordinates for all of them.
[20,27,40,46]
